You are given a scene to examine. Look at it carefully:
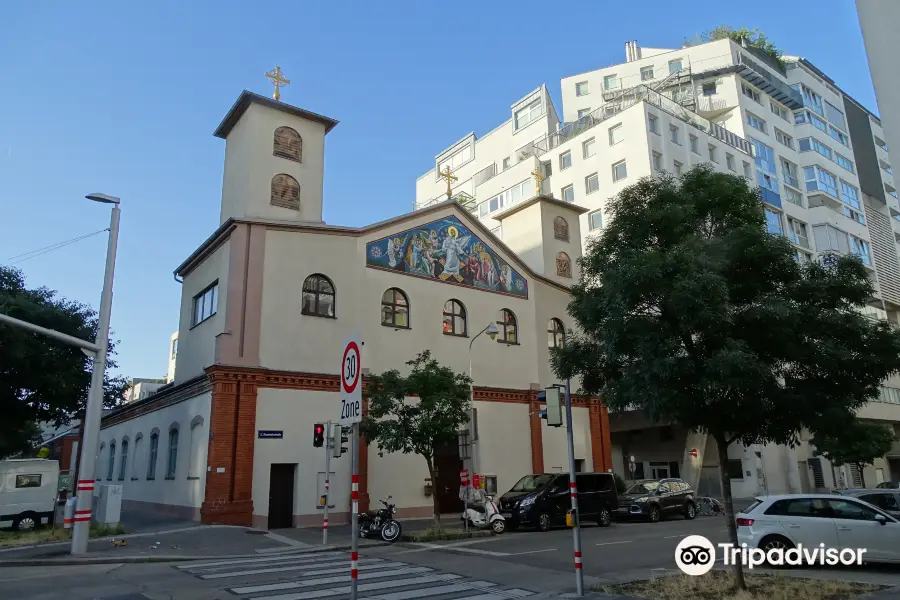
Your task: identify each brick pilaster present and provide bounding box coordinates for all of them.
[589,403,613,472]
[529,399,544,473]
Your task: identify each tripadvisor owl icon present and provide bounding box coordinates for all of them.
[675,535,716,576]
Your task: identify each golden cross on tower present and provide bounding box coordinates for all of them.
[265,66,290,101]
[439,165,458,199]
[531,167,546,196]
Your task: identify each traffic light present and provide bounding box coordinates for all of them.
[333,426,350,458]
[313,423,326,447]
[537,388,563,427]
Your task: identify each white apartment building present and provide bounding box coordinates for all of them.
[416,36,900,496]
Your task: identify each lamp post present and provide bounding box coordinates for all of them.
[463,322,498,530]
[71,193,121,555]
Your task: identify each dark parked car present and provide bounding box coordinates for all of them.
[497,472,617,531]
[616,478,696,523]
[876,481,900,489]
[837,488,900,519]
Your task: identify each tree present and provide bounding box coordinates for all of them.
[551,166,900,590]
[811,422,896,488]
[361,350,472,527]
[0,266,128,458]
[685,25,784,68]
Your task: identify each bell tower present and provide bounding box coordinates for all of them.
[213,78,339,225]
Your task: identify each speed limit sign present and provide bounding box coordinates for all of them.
[340,335,362,425]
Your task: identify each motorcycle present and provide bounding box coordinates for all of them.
[358,495,402,542]
[461,491,506,534]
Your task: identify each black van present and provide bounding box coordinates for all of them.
[497,472,617,531]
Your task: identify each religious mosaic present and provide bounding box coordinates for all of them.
[366,216,528,298]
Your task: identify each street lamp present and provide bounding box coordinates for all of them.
[71,193,121,555]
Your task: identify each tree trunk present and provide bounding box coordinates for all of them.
[425,455,441,528]
[857,463,866,489]
[715,434,746,591]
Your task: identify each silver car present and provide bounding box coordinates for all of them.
[838,489,900,519]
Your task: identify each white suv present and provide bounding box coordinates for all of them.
[735,494,900,564]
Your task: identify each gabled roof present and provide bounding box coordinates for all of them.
[213,90,340,139]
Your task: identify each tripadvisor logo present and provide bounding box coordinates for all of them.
[675,535,867,575]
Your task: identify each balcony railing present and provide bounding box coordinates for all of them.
[473,163,497,188]
[690,51,802,110]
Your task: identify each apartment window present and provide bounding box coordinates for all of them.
[166,427,179,479]
[851,236,872,265]
[514,98,542,130]
[741,83,761,104]
[702,82,716,96]
[583,137,596,159]
[835,153,855,173]
[612,160,627,182]
[787,217,809,249]
[648,114,659,134]
[191,282,218,326]
[669,125,680,145]
[689,134,699,154]
[170,338,178,360]
[608,123,624,145]
[437,145,473,174]
[888,184,898,199]
[641,66,654,81]
[800,84,824,116]
[668,59,683,74]
[743,161,752,180]
[746,111,767,133]
[588,209,603,230]
[875,136,888,152]
[881,159,893,175]
[770,101,789,121]
[604,74,618,90]
[783,186,804,208]
[381,288,409,329]
[797,109,828,133]
[577,108,592,119]
[726,153,735,171]
[118,439,128,481]
[829,126,849,147]
[775,128,793,149]
[652,151,663,171]
[804,166,838,197]
[147,433,159,480]
[799,137,833,161]
[302,274,336,318]
[442,299,467,336]
[794,249,813,264]
[845,206,866,225]
[840,180,861,210]
[674,161,683,176]
[575,81,590,97]
[585,173,599,194]
[824,100,846,130]
[781,158,799,188]
[750,140,775,175]
[764,208,784,236]
[503,157,511,170]
[559,151,572,171]
[708,144,718,163]
[561,184,574,203]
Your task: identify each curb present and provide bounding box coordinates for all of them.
[399,531,494,542]
[0,540,392,567]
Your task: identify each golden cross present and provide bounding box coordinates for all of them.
[439,165,458,199]
[531,167,546,195]
[265,66,290,101]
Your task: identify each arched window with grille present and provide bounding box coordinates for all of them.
[442,299,467,337]
[166,426,179,479]
[498,309,518,344]
[556,252,572,278]
[118,438,129,481]
[548,318,566,349]
[271,173,301,210]
[147,430,159,480]
[554,216,570,242]
[381,288,410,328]
[131,434,143,480]
[107,440,116,480]
[302,274,336,318]
[273,126,302,162]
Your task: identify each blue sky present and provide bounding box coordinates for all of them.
[0,0,876,379]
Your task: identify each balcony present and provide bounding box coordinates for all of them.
[807,184,843,214]
[691,51,803,110]
[760,187,782,209]
[473,163,497,188]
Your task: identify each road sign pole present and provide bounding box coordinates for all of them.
[564,379,584,596]
[350,422,359,600]
[323,421,331,545]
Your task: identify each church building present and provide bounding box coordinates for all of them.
[95,83,612,529]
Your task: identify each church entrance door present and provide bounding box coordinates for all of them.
[268,463,296,529]
[433,442,463,514]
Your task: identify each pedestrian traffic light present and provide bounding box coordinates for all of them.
[333,426,350,458]
[313,423,326,447]
[537,388,563,427]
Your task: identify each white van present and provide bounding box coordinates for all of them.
[0,459,60,530]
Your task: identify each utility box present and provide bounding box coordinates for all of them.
[93,484,122,524]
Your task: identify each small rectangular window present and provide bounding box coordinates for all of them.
[608,124,624,145]
[668,59,683,74]
[727,460,744,480]
[612,161,627,182]
[585,173,599,194]
[583,137,596,159]
[775,128,793,149]
[669,125,680,145]
[708,144,718,163]
[561,184,574,202]
[559,151,572,171]
[604,74,618,90]
[641,66,654,81]
[648,114,659,134]
[689,135,699,154]
[652,151,663,171]
[503,157,511,170]
[742,83,761,104]
[674,160,683,176]
[588,210,603,230]
[743,161,752,180]
[577,108,591,119]
[726,153,735,171]
[15,474,41,488]
[192,282,219,327]
[575,81,589,97]
[702,82,716,96]
[746,111,767,133]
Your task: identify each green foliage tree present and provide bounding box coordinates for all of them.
[550,166,900,590]
[361,350,472,527]
[811,422,896,488]
[685,25,783,67]
[0,266,128,458]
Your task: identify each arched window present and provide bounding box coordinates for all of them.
[271,173,301,210]
[188,416,204,479]
[554,216,570,242]
[556,252,572,278]
[381,288,409,328]
[273,126,302,162]
[498,309,518,344]
[302,274,336,317]
[166,426,179,479]
[548,318,566,349]
[118,438,129,481]
[132,434,143,480]
[107,440,116,481]
[147,431,159,480]
[442,299,467,337]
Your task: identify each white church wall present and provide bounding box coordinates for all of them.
[474,401,533,493]
[542,406,592,473]
[98,392,211,520]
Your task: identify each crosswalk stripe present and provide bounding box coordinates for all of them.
[232,566,433,591]
[241,573,461,600]
[188,555,360,575]
[177,551,345,570]
[200,558,391,580]
[364,582,480,600]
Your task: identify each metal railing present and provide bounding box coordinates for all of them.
[695,97,729,113]
[473,163,497,188]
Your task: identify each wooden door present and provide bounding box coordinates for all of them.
[268,463,296,529]
[433,443,463,514]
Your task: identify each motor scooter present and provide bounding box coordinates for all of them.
[460,486,505,534]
